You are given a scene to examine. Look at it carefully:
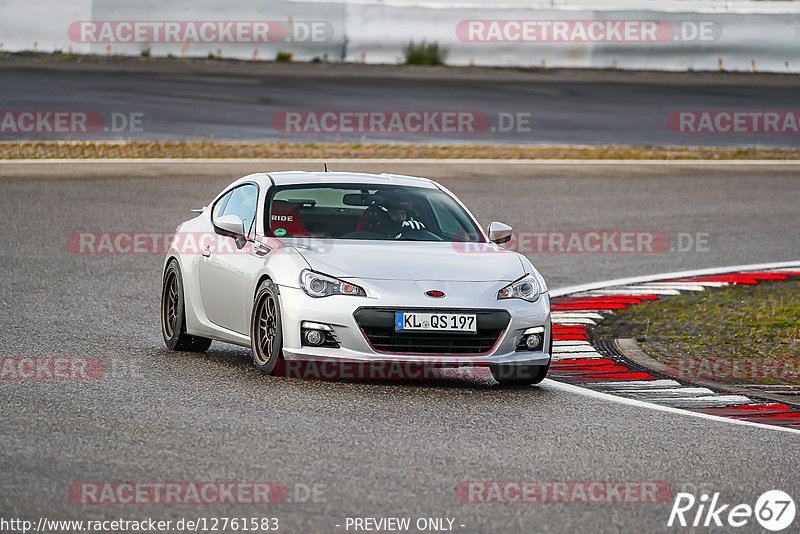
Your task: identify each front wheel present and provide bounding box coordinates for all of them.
[250,280,283,374]
[161,260,212,352]
[491,362,550,385]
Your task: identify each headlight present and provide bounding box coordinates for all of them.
[497,274,541,302]
[300,269,366,298]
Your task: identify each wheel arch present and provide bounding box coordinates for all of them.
[163,254,181,277]
[254,272,283,300]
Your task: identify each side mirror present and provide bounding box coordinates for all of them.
[215,214,245,236]
[215,214,248,249]
[487,221,513,244]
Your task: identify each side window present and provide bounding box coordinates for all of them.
[212,190,232,220]
[429,196,464,236]
[213,184,259,235]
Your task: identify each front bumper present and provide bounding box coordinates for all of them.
[276,280,551,367]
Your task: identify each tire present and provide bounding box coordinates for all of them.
[491,362,550,385]
[250,279,283,374]
[493,323,554,385]
[161,260,213,352]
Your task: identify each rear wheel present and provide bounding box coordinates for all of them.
[250,280,283,374]
[161,260,212,352]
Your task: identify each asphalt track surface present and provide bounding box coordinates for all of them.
[3,57,800,147]
[1,160,799,533]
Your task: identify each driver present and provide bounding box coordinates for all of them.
[364,192,426,237]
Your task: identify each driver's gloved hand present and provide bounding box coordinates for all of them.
[401,219,426,231]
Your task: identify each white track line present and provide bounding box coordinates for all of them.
[579,288,681,296]
[552,353,604,360]
[585,380,683,390]
[551,261,800,298]
[545,380,800,435]
[660,281,730,287]
[640,281,729,288]
[623,284,705,291]
[552,312,605,320]
[614,387,717,397]
[553,346,599,353]
[654,395,754,407]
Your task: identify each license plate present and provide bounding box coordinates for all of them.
[395,312,477,332]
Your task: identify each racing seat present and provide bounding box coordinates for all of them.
[355,205,382,233]
[270,200,312,237]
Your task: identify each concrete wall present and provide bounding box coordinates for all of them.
[1,0,798,73]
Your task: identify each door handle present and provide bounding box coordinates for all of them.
[201,246,212,257]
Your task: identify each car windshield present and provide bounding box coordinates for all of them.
[267,184,484,242]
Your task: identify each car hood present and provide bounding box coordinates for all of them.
[292,240,525,282]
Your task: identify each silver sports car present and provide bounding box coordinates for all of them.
[161,171,551,384]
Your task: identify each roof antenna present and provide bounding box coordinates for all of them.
[323,163,329,172]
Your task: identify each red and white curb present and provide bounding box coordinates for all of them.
[546,262,800,431]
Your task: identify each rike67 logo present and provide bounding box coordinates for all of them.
[668,490,796,531]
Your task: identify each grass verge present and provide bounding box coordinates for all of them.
[3,141,800,160]
[403,40,449,66]
[595,280,800,385]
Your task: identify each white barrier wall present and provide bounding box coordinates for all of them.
[345,5,800,73]
[1,0,799,73]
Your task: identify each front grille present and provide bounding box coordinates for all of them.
[354,307,509,355]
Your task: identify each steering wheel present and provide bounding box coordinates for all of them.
[393,229,444,241]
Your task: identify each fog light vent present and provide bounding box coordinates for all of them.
[516,326,545,352]
[301,321,340,348]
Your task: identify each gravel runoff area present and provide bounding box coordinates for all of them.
[595,280,800,386]
[3,141,800,159]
